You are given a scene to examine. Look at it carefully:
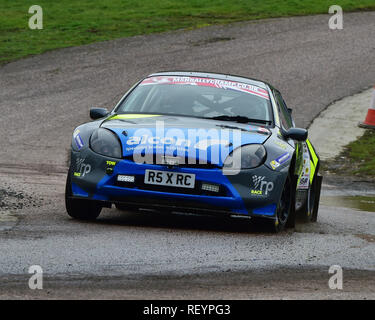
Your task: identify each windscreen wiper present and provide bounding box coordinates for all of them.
[208,115,271,125]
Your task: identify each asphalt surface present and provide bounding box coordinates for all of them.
[0,12,374,299]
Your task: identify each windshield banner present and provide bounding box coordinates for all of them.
[140,76,270,100]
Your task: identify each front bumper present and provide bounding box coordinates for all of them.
[70,149,288,219]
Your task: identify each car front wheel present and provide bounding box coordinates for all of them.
[65,170,102,220]
[265,172,293,233]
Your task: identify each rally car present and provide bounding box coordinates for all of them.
[65,71,322,232]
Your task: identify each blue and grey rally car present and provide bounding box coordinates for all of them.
[66,71,322,232]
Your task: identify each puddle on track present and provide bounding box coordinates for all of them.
[321,195,375,212]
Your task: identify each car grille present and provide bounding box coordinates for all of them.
[123,155,220,169]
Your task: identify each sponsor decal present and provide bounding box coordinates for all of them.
[297,142,310,189]
[161,156,180,166]
[303,143,309,158]
[105,160,117,175]
[194,139,230,150]
[275,141,287,150]
[140,76,270,100]
[270,152,291,170]
[298,176,309,189]
[109,114,161,120]
[257,127,270,134]
[126,135,191,147]
[126,134,229,151]
[249,126,270,135]
[270,160,280,170]
[75,158,91,178]
[73,130,84,150]
[276,152,290,164]
[251,175,274,196]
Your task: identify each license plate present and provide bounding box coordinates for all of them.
[144,170,195,189]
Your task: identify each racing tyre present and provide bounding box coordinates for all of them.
[265,172,293,233]
[299,171,322,223]
[302,178,316,222]
[311,175,322,222]
[65,170,102,220]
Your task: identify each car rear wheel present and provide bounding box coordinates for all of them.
[298,171,321,223]
[65,170,102,220]
[304,179,316,222]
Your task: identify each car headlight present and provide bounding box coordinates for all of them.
[223,144,266,170]
[90,128,122,158]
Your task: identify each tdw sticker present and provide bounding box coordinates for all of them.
[73,129,84,150]
[251,175,274,196]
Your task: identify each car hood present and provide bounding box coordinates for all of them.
[101,114,271,166]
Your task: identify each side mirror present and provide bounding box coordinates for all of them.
[287,108,293,115]
[283,128,308,141]
[90,108,109,120]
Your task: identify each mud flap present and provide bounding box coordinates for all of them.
[286,174,298,228]
[311,175,323,222]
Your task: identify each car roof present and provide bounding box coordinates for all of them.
[148,71,270,90]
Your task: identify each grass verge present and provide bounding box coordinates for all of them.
[1,0,375,64]
[346,129,375,176]
[322,130,375,179]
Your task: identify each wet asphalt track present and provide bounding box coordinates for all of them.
[0,12,374,299]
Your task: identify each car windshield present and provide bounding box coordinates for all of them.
[116,76,273,124]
